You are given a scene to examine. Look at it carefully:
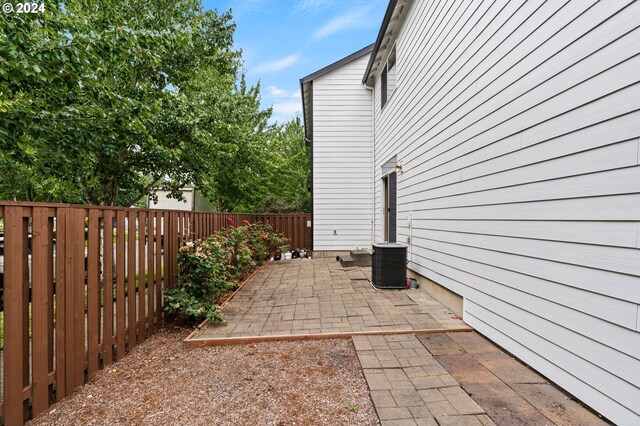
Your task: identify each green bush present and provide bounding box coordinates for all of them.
[164,221,288,323]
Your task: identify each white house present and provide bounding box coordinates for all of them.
[301,0,640,424]
[147,187,214,212]
[300,45,375,252]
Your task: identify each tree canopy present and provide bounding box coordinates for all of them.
[0,0,310,212]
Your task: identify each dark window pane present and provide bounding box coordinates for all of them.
[381,66,388,108]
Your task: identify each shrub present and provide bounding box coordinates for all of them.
[164,222,288,323]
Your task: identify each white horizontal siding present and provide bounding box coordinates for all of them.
[312,54,373,250]
[372,0,640,424]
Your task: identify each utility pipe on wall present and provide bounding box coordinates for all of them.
[364,83,376,246]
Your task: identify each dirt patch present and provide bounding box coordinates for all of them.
[29,327,379,425]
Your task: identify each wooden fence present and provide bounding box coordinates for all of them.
[0,201,310,424]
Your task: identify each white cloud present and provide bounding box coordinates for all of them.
[291,90,302,99]
[273,101,302,115]
[253,54,300,74]
[296,0,335,12]
[270,101,302,124]
[267,85,290,98]
[230,0,267,15]
[312,4,379,40]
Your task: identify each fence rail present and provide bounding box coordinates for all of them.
[0,201,310,424]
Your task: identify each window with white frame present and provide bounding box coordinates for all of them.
[381,45,397,109]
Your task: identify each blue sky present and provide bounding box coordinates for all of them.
[202,0,388,124]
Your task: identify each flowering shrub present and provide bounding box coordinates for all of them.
[164,222,288,323]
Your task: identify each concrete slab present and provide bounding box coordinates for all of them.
[461,383,554,426]
[417,333,465,356]
[447,331,502,355]
[513,383,609,426]
[474,351,547,385]
[357,332,606,425]
[435,354,503,386]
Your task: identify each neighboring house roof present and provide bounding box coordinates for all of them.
[299,44,374,143]
[363,0,411,86]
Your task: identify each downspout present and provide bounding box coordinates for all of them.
[364,83,375,247]
[300,78,313,251]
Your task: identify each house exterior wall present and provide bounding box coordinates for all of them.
[371,1,640,424]
[312,54,373,251]
[149,189,194,211]
[148,189,214,212]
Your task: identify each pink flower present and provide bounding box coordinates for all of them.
[242,219,250,226]
[226,217,236,226]
[186,241,195,248]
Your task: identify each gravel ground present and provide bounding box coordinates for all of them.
[28,327,379,426]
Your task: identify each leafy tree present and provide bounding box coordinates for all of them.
[1,0,240,206]
[0,1,311,212]
[253,117,310,213]
[180,69,274,212]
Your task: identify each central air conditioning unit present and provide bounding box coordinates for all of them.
[372,242,407,289]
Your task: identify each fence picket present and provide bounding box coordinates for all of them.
[115,211,126,361]
[3,207,29,424]
[87,209,100,378]
[54,208,68,399]
[127,211,136,349]
[103,210,114,366]
[0,201,310,423]
[138,210,146,343]
[71,208,85,391]
[31,208,54,416]
[146,211,154,334]
[156,212,164,326]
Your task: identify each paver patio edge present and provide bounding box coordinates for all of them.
[184,327,473,348]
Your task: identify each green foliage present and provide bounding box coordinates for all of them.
[0,1,311,211]
[1,1,240,205]
[253,117,311,213]
[164,222,288,323]
[198,115,311,213]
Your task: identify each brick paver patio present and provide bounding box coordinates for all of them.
[353,332,607,426]
[191,258,469,341]
[186,257,609,425]
[354,334,491,426]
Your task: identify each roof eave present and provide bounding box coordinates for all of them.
[362,0,397,86]
[301,43,375,84]
[300,43,375,143]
